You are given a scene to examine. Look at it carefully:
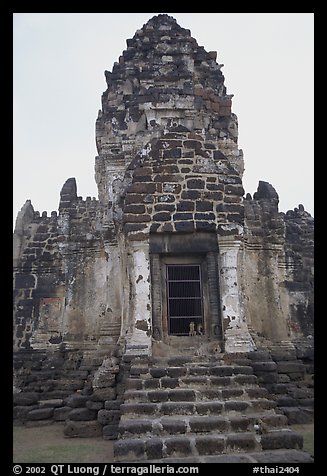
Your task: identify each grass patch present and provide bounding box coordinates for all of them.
[13,424,113,463]
[14,444,103,464]
[291,424,314,457]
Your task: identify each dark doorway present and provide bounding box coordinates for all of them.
[150,233,222,343]
[166,264,204,336]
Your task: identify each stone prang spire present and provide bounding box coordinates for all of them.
[95,14,241,206]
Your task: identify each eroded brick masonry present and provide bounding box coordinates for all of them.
[13,15,313,460]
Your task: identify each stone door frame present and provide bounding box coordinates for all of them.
[149,232,222,346]
[161,255,207,339]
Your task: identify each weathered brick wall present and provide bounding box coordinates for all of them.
[283,206,314,338]
[122,128,244,241]
[13,177,125,430]
[13,348,122,437]
[13,178,119,352]
[56,179,114,345]
[13,203,64,350]
[242,182,314,342]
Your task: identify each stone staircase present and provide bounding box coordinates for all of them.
[242,340,314,425]
[113,355,313,463]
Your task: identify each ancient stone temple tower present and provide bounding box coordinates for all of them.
[94,13,258,356]
[13,15,314,449]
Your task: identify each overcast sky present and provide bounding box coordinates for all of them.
[13,12,314,228]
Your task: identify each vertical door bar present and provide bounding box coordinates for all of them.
[166,264,204,335]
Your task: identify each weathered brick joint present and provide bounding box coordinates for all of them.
[13,15,313,462]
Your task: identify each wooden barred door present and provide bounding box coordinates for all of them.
[166,264,204,336]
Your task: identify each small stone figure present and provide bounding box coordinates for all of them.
[189,321,196,336]
[197,323,203,335]
[254,418,269,434]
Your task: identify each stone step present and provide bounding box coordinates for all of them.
[126,373,259,391]
[118,413,288,438]
[124,386,270,403]
[280,406,314,424]
[148,365,254,378]
[145,449,313,464]
[99,323,121,336]
[114,430,303,461]
[269,340,297,351]
[125,388,196,402]
[120,398,277,418]
[113,353,312,463]
[151,356,222,367]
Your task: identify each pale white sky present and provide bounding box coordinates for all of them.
[13,13,314,227]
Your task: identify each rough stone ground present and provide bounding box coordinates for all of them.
[13,423,313,464]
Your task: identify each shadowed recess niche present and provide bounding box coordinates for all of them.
[149,232,222,346]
